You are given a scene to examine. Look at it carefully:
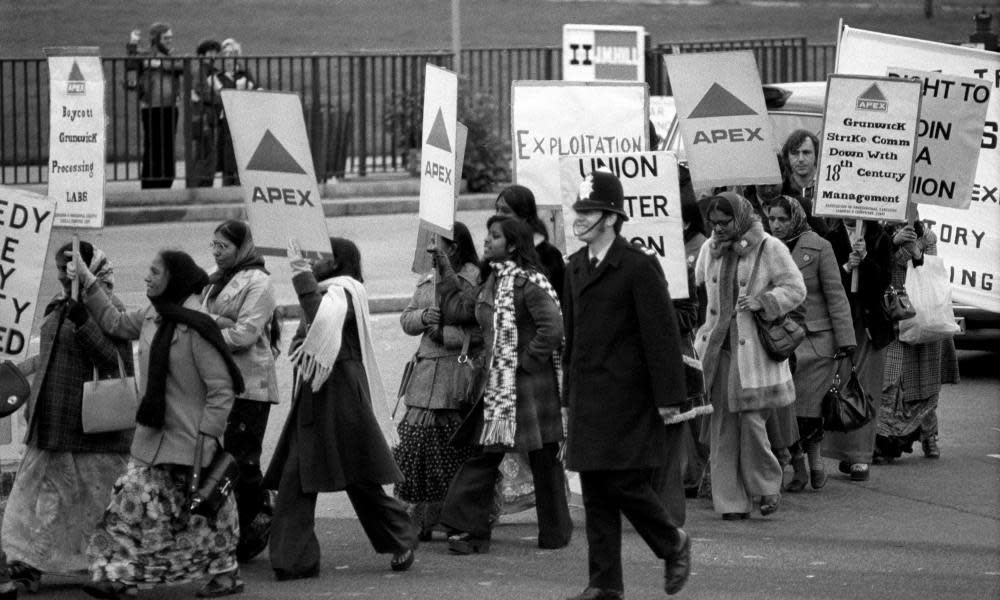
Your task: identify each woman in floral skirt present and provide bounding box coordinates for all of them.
[73,249,245,599]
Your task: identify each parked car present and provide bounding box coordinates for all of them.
[665,80,999,351]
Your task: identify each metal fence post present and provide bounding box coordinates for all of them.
[181,58,194,188]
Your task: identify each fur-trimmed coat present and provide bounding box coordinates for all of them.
[694,222,806,412]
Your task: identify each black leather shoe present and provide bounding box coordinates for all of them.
[759,494,781,516]
[565,587,624,600]
[664,529,692,595]
[273,564,320,581]
[447,532,490,554]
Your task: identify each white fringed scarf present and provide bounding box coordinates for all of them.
[289,276,397,445]
[481,261,563,448]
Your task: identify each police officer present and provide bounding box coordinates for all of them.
[561,170,692,599]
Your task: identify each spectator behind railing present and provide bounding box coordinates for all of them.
[126,22,183,189]
[188,39,222,188]
[211,39,259,187]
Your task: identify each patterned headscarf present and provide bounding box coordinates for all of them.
[770,195,811,246]
[705,191,759,253]
[88,246,115,290]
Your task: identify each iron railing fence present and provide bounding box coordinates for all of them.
[0,40,838,186]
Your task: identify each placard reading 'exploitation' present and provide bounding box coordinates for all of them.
[222,90,330,258]
[886,68,990,209]
[0,187,56,363]
[837,26,1000,312]
[512,81,647,250]
[814,75,922,223]
[558,152,688,299]
[46,48,105,228]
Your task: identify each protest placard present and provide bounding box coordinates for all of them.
[221,90,330,258]
[412,122,468,274]
[0,187,56,363]
[663,51,782,189]
[558,152,688,298]
[512,80,647,250]
[419,65,460,238]
[886,68,990,209]
[562,24,645,82]
[837,27,1000,311]
[813,75,922,223]
[45,48,105,228]
[649,96,676,151]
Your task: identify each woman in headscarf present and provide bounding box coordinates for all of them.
[875,209,959,462]
[694,192,805,520]
[202,220,279,562]
[434,216,572,555]
[265,237,417,581]
[2,241,133,595]
[820,217,893,482]
[492,185,565,517]
[767,196,855,492]
[393,223,481,541]
[73,249,245,599]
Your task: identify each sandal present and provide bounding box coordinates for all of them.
[390,548,415,572]
[759,494,781,516]
[195,571,244,598]
[82,581,137,599]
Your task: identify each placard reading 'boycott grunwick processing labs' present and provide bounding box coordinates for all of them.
[814,75,922,223]
[222,90,330,258]
[46,48,106,228]
[559,152,688,299]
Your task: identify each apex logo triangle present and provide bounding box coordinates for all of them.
[68,61,86,82]
[859,84,887,102]
[687,83,757,119]
[246,129,307,174]
[425,108,452,152]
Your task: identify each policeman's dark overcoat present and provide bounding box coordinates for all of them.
[562,235,687,471]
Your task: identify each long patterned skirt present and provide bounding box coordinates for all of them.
[86,460,238,586]
[1,447,128,573]
[394,407,473,504]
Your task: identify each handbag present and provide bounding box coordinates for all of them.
[81,349,139,433]
[821,358,875,432]
[0,360,30,419]
[453,330,487,412]
[881,284,917,322]
[188,433,240,518]
[744,238,806,362]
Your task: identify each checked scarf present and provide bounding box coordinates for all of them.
[481,260,563,449]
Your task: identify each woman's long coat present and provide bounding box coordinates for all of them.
[263,272,402,493]
[439,268,565,453]
[694,225,807,413]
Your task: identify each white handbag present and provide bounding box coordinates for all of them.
[81,350,139,433]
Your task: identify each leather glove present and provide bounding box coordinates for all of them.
[66,298,89,326]
[836,345,856,359]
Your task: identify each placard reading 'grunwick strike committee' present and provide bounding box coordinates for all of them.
[836,26,1000,313]
[558,152,688,299]
[886,68,990,210]
[222,90,330,258]
[45,48,105,228]
[814,75,922,223]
